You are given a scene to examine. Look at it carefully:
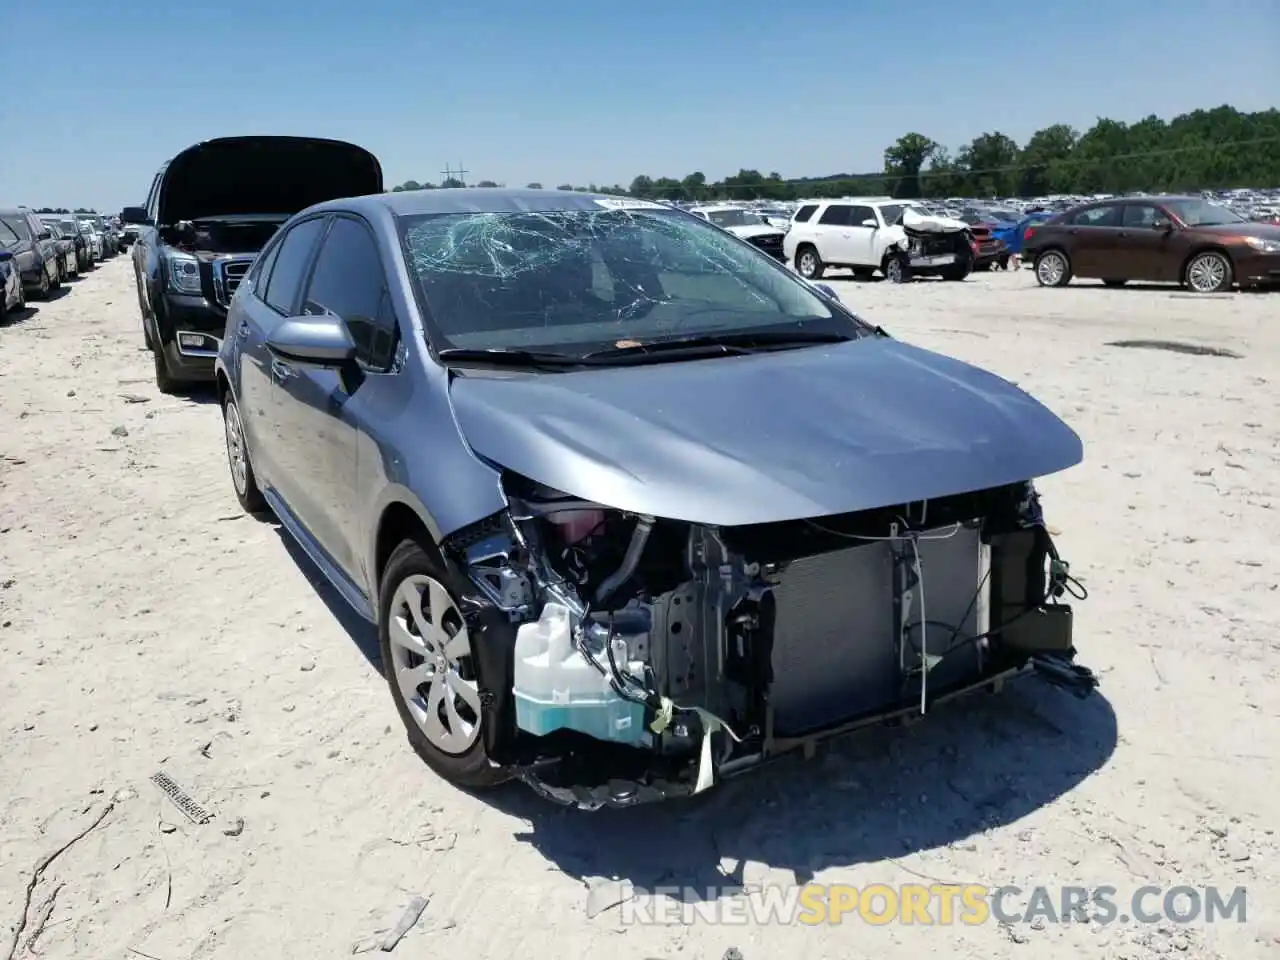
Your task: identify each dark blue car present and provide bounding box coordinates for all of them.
[215,187,1091,807]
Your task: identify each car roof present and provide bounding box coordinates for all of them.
[312,187,670,219]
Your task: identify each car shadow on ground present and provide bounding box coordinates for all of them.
[270,523,382,666]
[494,681,1117,901]
[43,286,72,302]
[1,305,38,327]
[172,382,220,405]
[273,523,1118,894]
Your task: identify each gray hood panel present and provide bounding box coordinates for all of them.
[448,338,1083,526]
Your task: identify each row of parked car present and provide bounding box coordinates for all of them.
[1,210,127,315]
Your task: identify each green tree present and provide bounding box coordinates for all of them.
[883,133,938,199]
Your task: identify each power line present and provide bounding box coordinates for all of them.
[441,163,469,185]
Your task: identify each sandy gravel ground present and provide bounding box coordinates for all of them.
[1,259,1277,960]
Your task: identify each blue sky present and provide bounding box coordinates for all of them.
[4,0,1277,211]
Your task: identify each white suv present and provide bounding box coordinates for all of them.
[783,199,925,280]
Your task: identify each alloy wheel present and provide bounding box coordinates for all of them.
[1186,253,1228,293]
[1036,252,1066,286]
[387,574,482,756]
[885,259,904,283]
[797,251,817,278]
[223,402,249,496]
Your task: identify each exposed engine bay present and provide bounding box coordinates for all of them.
[163,215,289,255]
[885,207,976,280]
[442,476,1094,809]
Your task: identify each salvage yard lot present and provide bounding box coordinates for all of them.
[1,261,1277,960]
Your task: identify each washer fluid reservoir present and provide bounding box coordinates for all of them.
[512,601,650,747]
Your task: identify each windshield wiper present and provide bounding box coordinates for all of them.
[436,347,594,368]
[581,329,857,362]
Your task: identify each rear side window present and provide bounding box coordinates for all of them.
[818,204,852,226]
[252,240,283,299]
[264,217,326,314]
[1072,206,1120,227]
[301,217,397,371]
[793,204,818,223]
[0,221,20,246]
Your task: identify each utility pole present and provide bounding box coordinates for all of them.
[441,163,469,187]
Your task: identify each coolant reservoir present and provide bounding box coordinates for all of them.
[512,602,650,747]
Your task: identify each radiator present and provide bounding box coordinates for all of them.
[768,523,988,735]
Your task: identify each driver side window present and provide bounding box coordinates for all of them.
[300,217,398,372]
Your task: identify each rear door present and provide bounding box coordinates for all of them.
[814,203,854,264]
[1065,205,1122,276]
[240,216,328,498]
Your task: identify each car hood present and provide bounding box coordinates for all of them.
[448,337,1083,526]
[156,136,383,225]
[725,224,785,240]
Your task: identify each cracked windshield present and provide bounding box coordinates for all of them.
[401,204,842,354]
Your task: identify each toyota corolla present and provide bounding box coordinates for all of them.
[215,188,1095,808]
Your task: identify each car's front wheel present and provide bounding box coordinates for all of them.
[1184,251,1233,293]
[153,344,179,394]
[222,394,266,513]
[379,540,507,789]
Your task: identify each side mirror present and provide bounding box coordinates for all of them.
[861,218,878,228]
[37,230,52,241]
[266,316,357,368]
[121,206,152,225]
[1153,218,1173,231]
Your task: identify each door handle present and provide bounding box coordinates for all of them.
[271,358,295,381]
[1117,231,1130,238]
[237,320,249,340]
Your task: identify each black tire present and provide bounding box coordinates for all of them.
[794,244,825,280]
[1102,279,1127,288]
[883,255,908,284]
[1034,249,1073,288]
[136,277,154,349]
[153,344,179,394]
[221,393,266,513]
[1183,250,1233,293]
[378,540,508,789]
[34,270,50,300]
[941,262,971,282]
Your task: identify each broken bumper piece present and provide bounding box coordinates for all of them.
[448,479,1096,809]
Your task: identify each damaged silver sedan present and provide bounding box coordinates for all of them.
[214,188,1095,809]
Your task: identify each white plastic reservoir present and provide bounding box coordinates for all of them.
[513,602,651,747]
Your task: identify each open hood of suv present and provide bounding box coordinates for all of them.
[156,136,383,225]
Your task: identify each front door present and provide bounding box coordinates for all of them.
[1118,203,1181,281]
[845,204,878,266]
[273,214,398,584]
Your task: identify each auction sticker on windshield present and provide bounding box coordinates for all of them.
[593,197,666,210]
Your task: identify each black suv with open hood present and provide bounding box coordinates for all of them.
[126,136,383,393]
